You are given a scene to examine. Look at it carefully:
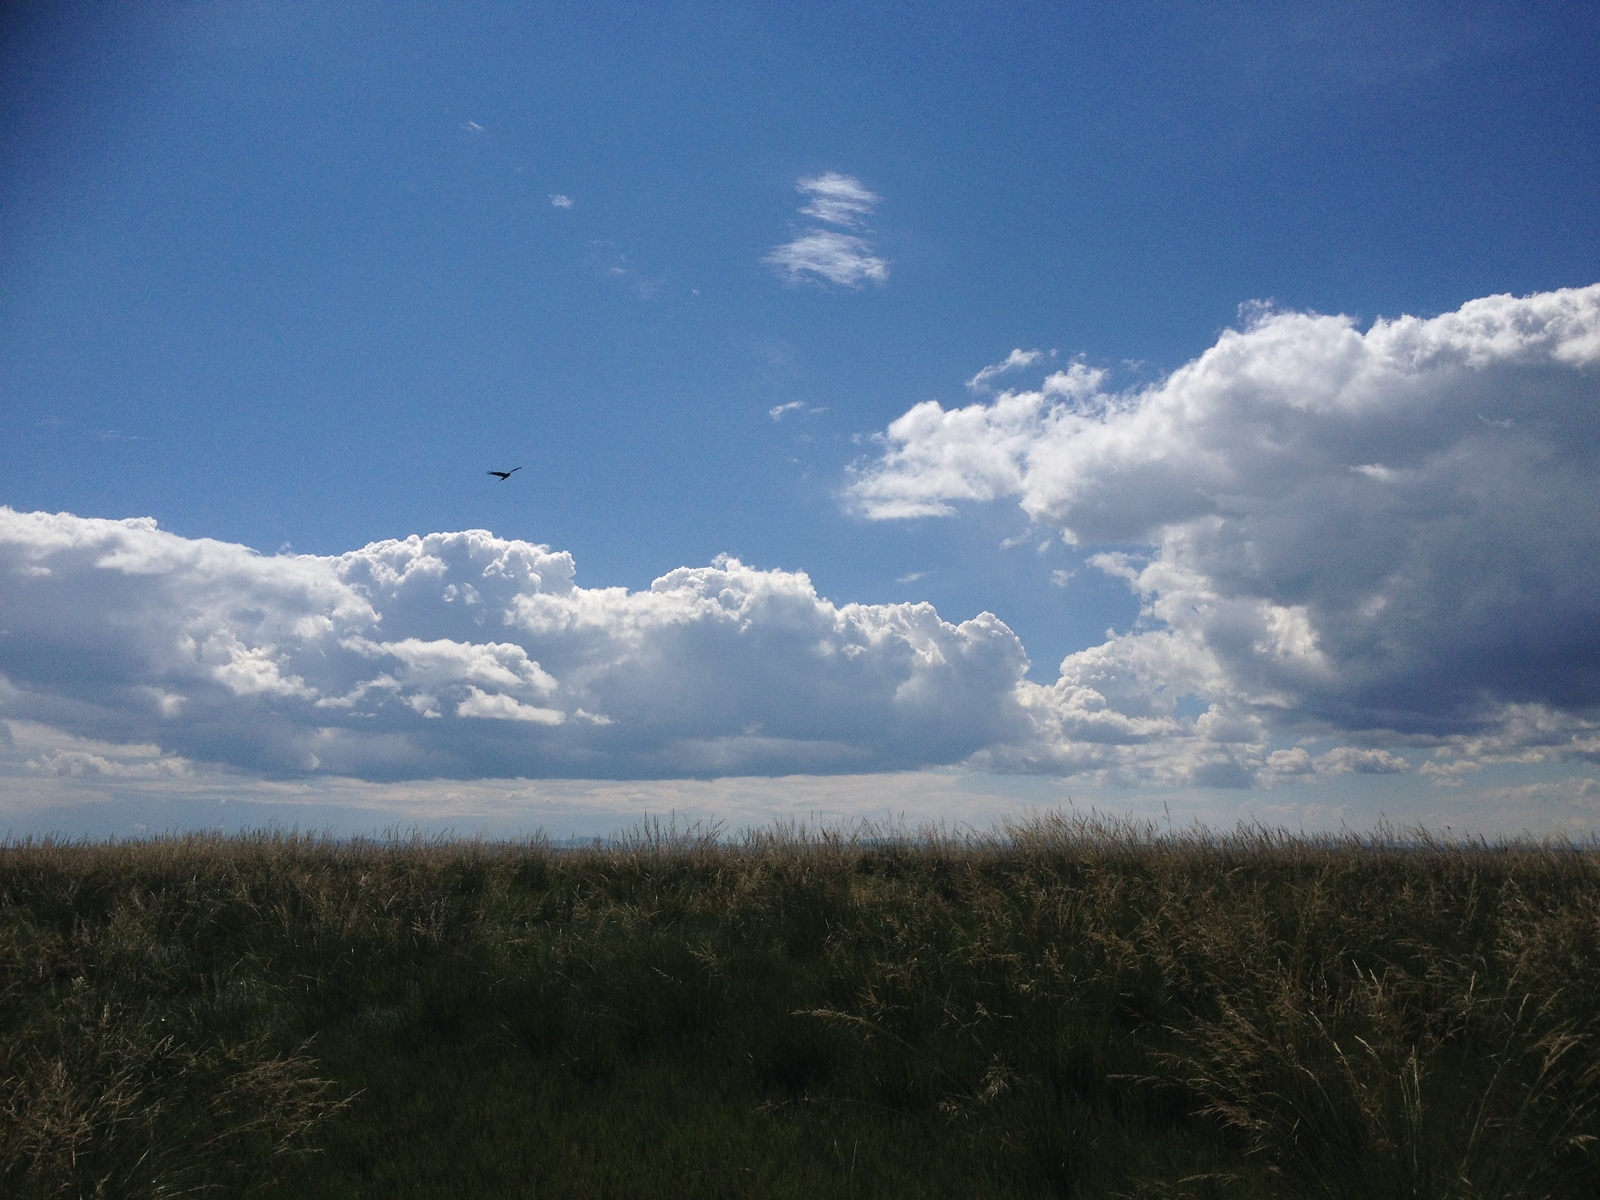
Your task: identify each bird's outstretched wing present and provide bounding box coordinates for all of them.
[487,467,522,480]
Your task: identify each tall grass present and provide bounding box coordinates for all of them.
[1,818,1595,1197]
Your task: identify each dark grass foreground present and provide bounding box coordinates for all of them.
[2,817,1597,1199]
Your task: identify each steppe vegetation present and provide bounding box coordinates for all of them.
[2,817,1596,1198]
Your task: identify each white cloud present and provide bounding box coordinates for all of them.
[32,748,191,779]
[769,402,827,421]
[764,230,888,288]
[7,284,1597,798]
[455,688,565,725]
[850,363,1108,518]
[796,172,879,228]
[549,194,573,208]
[968,349,1044,392]
[0,511,1028,780]
[1314,746,1410,775]
[853,284,1600,784]
[765,173,888,288]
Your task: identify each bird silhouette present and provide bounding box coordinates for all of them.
[487,467,522,481]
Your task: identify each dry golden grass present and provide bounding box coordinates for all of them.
[1,817,1595,1197]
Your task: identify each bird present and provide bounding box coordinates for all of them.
[487,467,522,481]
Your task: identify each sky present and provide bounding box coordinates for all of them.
[2,1,1598,839]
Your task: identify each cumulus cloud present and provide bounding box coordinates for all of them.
[765,172,888,288]
[32,748,191,780]
[0,511,1029,781]
[7,291,1596,797]
[853,284,1600,783]
[1313,746,1411,775]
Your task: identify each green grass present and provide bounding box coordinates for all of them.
[2,817,1596,1197]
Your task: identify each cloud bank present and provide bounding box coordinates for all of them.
[0,513,1027,781]
[5,285,1597,794]
[852,284,1600,783]
[764,172,889,288]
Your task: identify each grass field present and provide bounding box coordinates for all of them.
[2,816,1596,1198]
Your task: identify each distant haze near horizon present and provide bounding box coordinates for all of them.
[3,2,1598,839]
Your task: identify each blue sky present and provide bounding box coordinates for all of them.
[3,2,1598,838]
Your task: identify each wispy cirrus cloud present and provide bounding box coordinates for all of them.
[768,401,827,421]
[968,349,1044,391]
[764,172,888,288]
[764,230,888,288]
[796,172,879,227]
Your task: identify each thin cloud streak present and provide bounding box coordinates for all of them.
[764,230,888,288]
[968,349,1044,391]
[796,171,880,228]
[765,172,889,288]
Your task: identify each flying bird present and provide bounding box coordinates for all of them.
[487,467,522,481]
